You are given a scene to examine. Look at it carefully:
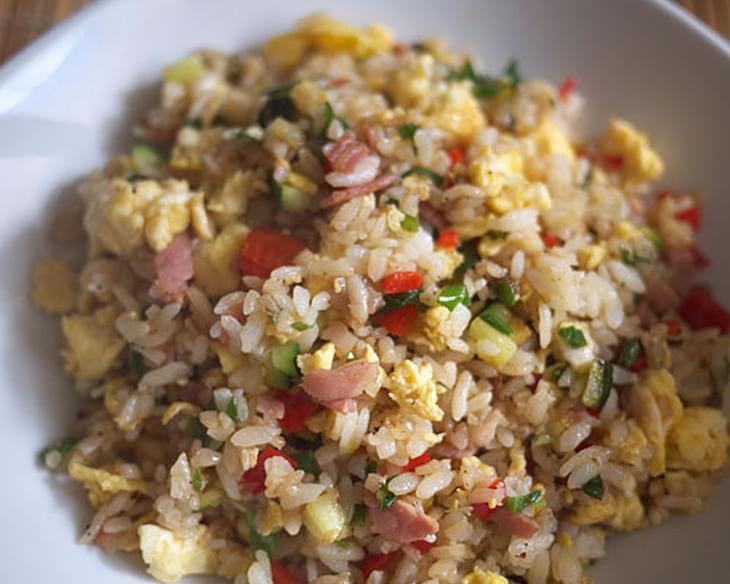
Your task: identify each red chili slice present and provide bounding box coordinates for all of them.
[275,391,320,433]
[679,286,730,334]
[402,451,431,472]
[240,447,297,493]
[436,229,459,249]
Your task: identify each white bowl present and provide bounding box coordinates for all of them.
[0,0,727,582]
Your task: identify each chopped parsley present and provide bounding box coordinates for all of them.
[403,166,444,187]
[558,326,588,348]
[376,481,398,510]
[581,475,605,500]
[398,122,420,141]
[226,397,239,422]
[293,450,320,476]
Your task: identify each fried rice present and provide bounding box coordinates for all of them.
[32,13,730,584]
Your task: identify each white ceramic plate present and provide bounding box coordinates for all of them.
[1,0,728,582]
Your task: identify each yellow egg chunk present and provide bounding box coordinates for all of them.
[61,305,125,382]
[601,117,665,184]
[667,407,729,472]
[192,223,248,297]
[138,524,217,583]
[389,359,445,421]
[31,257,77,314]
[69,461,148,495]
[429,83,486,142]
[462,569,509,584]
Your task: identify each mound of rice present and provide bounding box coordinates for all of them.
[33,13,730,584]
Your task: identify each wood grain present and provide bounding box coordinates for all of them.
[0,0,727,65]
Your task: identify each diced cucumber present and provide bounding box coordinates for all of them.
[480,301,513,335]
[271,342,300,377]
[264,356,292,389]
[279,184,311,212]
[582,359,613,410]
[163,56,204,85]
[468,317,517,368]
[131,144,165,176]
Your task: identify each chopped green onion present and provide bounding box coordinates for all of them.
[335,539,350,549]
[480,301,513,335]
[131,144,165,176]
[642,226,663,258]
[293,450,321,476]
[619,247,636,266]
[398,122,420,141]
[258,83,297,127]
[581,475,604,500]
[380,290,425,314]
[437,284,470,311]
[581,167,594,189]
[503,59,522,88]
[191,469,203,493]
[376,482,398,510]
[212,113,226,126]
[345,351,358,362]
[271,342,300,377]
[531,427,552,447]
[559,326,588,348]
[493,278,517,307]
[506,490,542,513]
[551,364,568,382]
[365,460,378,475]
[403,166,444,187]
[322,101,350,137]
[246,511,278,558]
[400,214,420,232]
[226,397,239,422]
[582,359,613,410]
[185,417,207,440]
[128,350,145,375]
[618,338,642,369]
[456,240,479,276]
[185,117,203,129]
[292,321,312,332]
[42,437,77,469]
[350,503,367,528]
[411,42,428,53]
[486,229,509,239]
[447,59,503,99]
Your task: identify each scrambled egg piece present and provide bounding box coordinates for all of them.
[389,359,445,421]
[609,492,645,531]
[428,82,486,142]
[666,407,729,472]
[69,461,147,507]
[211,341,247,375]
[61,305,125,382]
[162,402,201,426]
[531,118,576,164]
[612,220,642,241]
[83,177,204,255]
[628,369,684,476]
[570,491,644,531]
[192,223,248,297]
[601,118,664,184]
[290,80,328,118]
[297,342,336,375]
[576,244,607,271]
[391,53,437,108]
[468,148,523,194]
[423,305,451,351]
[264,13,393,69]
[462,568,509,584]
[138,524,217,583]
[31,257,77,314]
[260,501,284,536]
[207,171,257,224]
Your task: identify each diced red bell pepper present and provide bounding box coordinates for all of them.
[436,229,459,249]
[541,233,561,249]
[402,451,431,472]
[362,552,399,579]
[331,77,349,87]
[240,446,297,493]
[447,148,464,170]
[675,205,701,230]
[271,560,305,584]
[630,352,648,373]
[599,153,624,170]
[411,539,436,553]
[382,271,422,294]
[373,304,419,336]
[661,319,679,336]
[679,286,730,334]
[586,407,601,419]
[239,227,307,278]
[275,391,320,433]
[558,74,576,101]
[691,247,710,269]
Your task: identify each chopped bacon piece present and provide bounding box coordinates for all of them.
[154,233,193,302]
[370,500,439,543]
[301,361,379,413]
[320,173,397,208]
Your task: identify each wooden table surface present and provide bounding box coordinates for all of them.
[0,0,728,64]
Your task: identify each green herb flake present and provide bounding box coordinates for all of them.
[345,351,358,363]
[411,42,428,53]
[293,450,320,476]
[551,364,568,382]
[365,460,378,475]
[128,350,145,376]
[403,166,444,187]
[400,214,420,232]
[494,278,517,307]
[292,321,312,332]
[581,475,605,500]
[212,113,226,126]
[191,469,203,493]
[503,59,522,88]
[506,490,542,513]
[376,482,398,510]
[226,397,239,422]
[642,226,663,258]
[42,437,77,468]
[531,428,552,448]
[619,247,636,266]
[380,289,425,314]
[185,417,208,441]
[448,59,503,99]
[558,326,588,348]
[335,539,350,549]
[185,117,203,129]
[618,338,642,369]
[398,122,420,141]
[322,101,350,137]
[480,301,513,335]
[350,503,368,528]
[486,229,509,239]
[455,240,479,276]
[258,83,297,127]
[246,511,279,558]
[437,284,470,311]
